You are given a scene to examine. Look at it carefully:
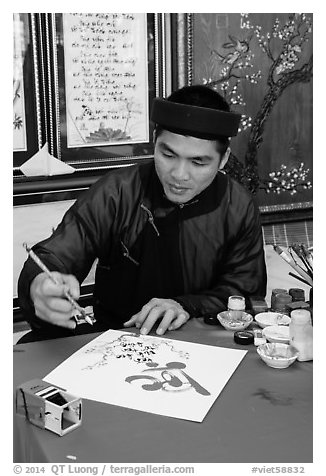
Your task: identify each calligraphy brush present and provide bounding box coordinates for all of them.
[291,243,312,273]
[299,243,313,272]
[288,271,311,287]
[306,247,313,267]
[273,245,313,286]
[290,244,313,278]
[289,245,313,279]
[288,247,308,274]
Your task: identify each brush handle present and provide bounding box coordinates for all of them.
[288,272,311,287]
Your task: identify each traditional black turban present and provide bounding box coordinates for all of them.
[151,98,241,138]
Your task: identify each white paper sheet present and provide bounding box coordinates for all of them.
[62,13,149,148]
[44,330,247,422]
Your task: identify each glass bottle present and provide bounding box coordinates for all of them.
[289,309,313,361]
[227,295,245,320]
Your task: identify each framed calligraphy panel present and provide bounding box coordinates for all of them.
[63,13,149,149]
[51,13,166,169]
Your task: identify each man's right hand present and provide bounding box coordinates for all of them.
[30,272,81,329]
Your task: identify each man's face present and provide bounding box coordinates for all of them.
[154,130,228,204]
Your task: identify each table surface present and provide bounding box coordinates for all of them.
[13,319,313,464]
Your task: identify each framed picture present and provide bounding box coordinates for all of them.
[49,13,167,170]
[13,13,44,170]
[179,13,313,220]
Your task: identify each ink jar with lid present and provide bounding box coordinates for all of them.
[289,288,305,302]
[273,293,292,315]
[271,288,287,311]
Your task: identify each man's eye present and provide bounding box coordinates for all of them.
[193,160,205,166]
[162,152,174,158]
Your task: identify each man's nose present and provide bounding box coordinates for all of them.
[170,160,190,181]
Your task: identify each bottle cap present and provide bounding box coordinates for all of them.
[275,293,292,303]
[271,288,287,296]
[203,314,219,326]
[234,330,254,345]
[286,301,310,312]
[289,288,305,302]
[291,309,311,324]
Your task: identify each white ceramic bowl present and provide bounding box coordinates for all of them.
[217,310,253,331]
[257,342,299,369]
[255,312,291,328]
[263,325,290,344]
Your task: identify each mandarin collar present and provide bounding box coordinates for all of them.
[142,165,228,218]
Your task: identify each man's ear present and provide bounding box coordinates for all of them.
[153,129,157,143]
[219,147,231,170]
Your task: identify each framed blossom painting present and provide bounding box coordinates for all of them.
[187,13,313,214]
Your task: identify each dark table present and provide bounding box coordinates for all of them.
[13,319,312,463]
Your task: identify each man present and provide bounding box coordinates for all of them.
[18,85,267,341]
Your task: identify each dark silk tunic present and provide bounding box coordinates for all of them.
[18,162,267,339]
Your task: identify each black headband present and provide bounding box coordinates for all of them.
[151,98,241,138]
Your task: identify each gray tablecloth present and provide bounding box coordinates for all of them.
[13,319,313,463]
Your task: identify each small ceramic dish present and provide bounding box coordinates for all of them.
[263,325,290,344]
[255,312,291,328]
[217,310,253,331]
[257,342,299,369]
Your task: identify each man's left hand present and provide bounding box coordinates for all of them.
[123,298,190,335]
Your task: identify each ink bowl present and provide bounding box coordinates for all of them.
[255,312,291,329]
[262,325,290,344]
[217,310,253,331]
[257,342,299,369]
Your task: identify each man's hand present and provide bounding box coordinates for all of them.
[123,298,190,335]
[30,272,80,329]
